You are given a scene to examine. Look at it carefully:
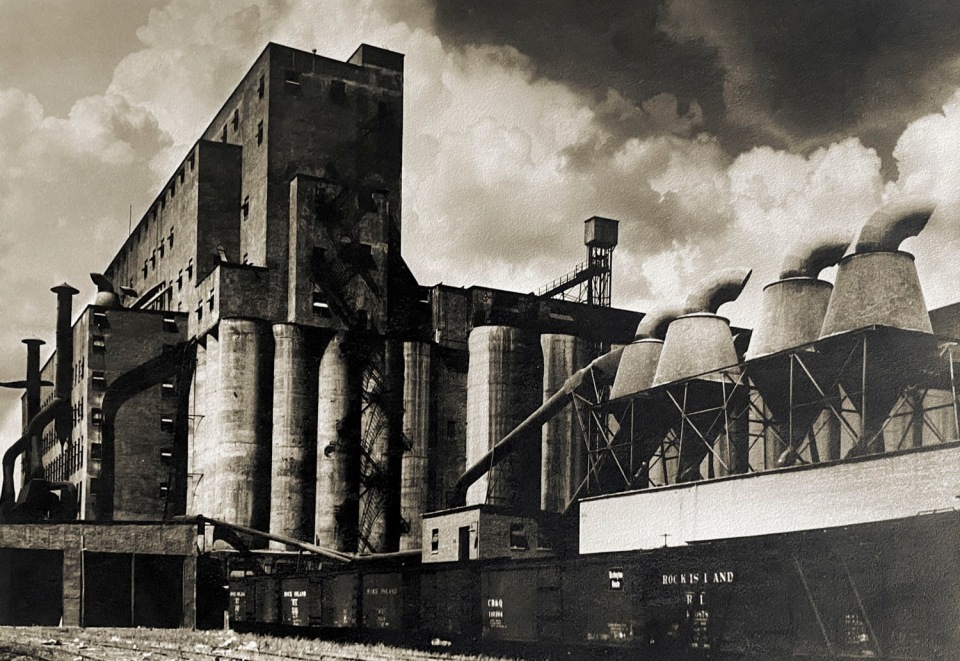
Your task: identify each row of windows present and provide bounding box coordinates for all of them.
[44,439,82,482]
[71,396,86,426]
[123,150,195,259]
[141,236,181,279]
[73,356,85,386]
[429,524,529,555]
[284,70,348,106]
[196,290,216,321]
[220,109,264,147]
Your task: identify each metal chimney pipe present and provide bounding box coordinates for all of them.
[23,338,45,481]
[22,339,44,422]
[51,284,78,445]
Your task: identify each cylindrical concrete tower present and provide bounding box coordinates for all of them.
[315,331,362,552]
[215,318,273,535]
[466,326,543,513]
[400,341,431,551]
[269,324,319,549]
[190,333,219,519]
[540,334,588,513]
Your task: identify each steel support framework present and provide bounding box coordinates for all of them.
[575,327,960,502]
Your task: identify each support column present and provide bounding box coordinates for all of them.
[315,332,362,552]
[400,341,430,551]
[466,326,543,513]
[215,318,273,534]
[540,334,588,513]
[269,324,318,548]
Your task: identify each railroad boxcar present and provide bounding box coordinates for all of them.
[279,574,322,629]
[228,576,257,629]
[480,559,563,646]
[419,564,481,646]
[360,568,422,643]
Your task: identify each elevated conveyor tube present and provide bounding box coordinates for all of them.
[451,347,623,506]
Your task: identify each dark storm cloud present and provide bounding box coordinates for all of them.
[432,0,960,169]
[432,0,725,149]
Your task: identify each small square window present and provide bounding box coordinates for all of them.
[161,380,177,397]
[162,316,178,333]
[160,416,175,433]
[160,448,173,466]
[430,529,439,554]
[312,292,331,316]
[91,408,103,425]
[509,523,528,551]
[91,371,106,390]
[284,70,301,91]
[92,337,106,352]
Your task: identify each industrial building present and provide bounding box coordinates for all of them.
[0,42,640,625]
[1,42,959,657]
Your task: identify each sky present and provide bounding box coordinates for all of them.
[3,0,960,452]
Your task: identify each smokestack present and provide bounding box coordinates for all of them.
[1,285,77,517]
[22,339,44,423]
[51,283,78,445]
[23,338,45,481]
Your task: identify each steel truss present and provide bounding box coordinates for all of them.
[577,327,960,499]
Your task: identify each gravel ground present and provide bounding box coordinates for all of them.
[0,627,520,661]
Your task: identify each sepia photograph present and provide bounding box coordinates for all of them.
[0,1,959,659]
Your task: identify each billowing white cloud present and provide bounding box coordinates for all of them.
[3,0,960,469]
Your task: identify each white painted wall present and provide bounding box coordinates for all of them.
[579,444,960,554]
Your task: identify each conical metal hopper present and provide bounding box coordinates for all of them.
[609,309,678,400]
[651,313,746,482]
[820,251,933,338]
[745,277,836,464]
[747,278,833,360]
[818,251,932,455]
[653,313,741,385]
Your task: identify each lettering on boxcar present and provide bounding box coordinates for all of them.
[662,570,735,586]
